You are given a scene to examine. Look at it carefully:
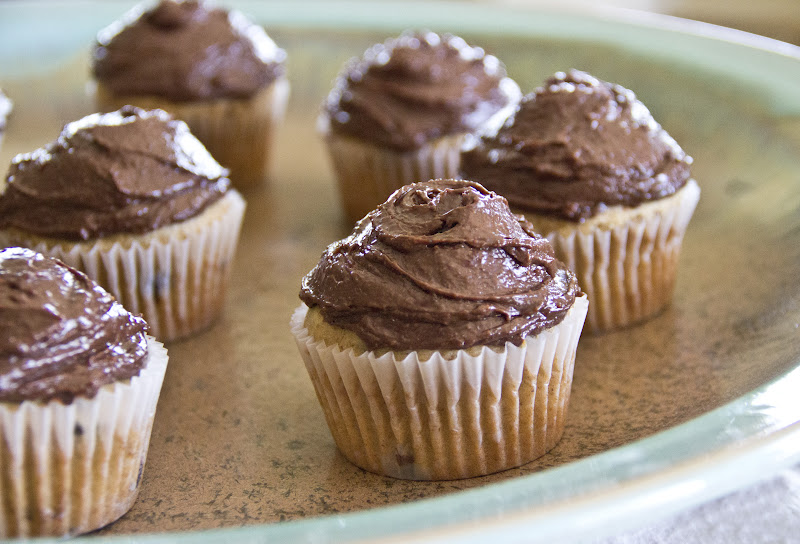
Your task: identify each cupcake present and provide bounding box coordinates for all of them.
[0,88,11,149]
[0,106,246,342]
[92,0,289,188]
[320,31,521,224]
[0,247,169,537]
[291,179,588,480]
[461,70,701,333]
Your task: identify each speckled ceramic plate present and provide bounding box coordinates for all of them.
[1,1,799,543]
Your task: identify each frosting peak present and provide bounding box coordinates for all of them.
[461,69,692,221]
[93,0,286,101]
[300,180,580,350]
[144,0,203,28]
[371,181,539,256]
[323,31,520,151]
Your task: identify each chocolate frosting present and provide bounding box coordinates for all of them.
[0,247,149,404]
[323,31,520,151]
[461,70,692,221]
[299,180,580,351]
[0,106,230,241]
[93,0,286,101]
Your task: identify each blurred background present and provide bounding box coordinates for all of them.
[499,0,800,44]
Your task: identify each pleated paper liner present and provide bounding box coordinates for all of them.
[0,190,246,342]
[291,296,588,480]
[0,337,168,538]
[322,132,467,225]
[524,179,701,333]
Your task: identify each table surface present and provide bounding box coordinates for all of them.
[596,464,800,543]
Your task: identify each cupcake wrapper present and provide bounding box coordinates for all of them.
[0,337,168,538]
[291,296,589,480]
[0,190,246,342]
[323,132,466,224]
[528,179,700,333]
[94,78,290,188]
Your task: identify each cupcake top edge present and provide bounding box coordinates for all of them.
[299,179,581,351]
[0,106,230,241]
[461,69,693,222]
[92,0,287,102]
[322,30,521,151]
[0,247,149,404]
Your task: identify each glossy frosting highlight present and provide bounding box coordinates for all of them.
[0,88,10,131]
[0,106,230,240]
[461,70,693,221]
[93,0,286,101]
[300,179,580,350]
[0,247,149,404]
[323,31,519,151]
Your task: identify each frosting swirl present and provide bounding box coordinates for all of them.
[323,31,520,151]
[0,106,230,241]
[461,70,692,221]
[92,0,286,101]
[300,179,580,350]
[0,247,149,404]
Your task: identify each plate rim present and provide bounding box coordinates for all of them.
[1,2,799,542]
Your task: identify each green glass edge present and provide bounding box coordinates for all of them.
[2,2,799,542]
[3,0,800,114]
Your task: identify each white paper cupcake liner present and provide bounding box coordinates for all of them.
[291,296,588,480]
[0,336,168,538]
[320,78,521,224]
[0,190,246,342]
[94,77,290,188]
[323,132,467,224]
[527,179,700,333]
